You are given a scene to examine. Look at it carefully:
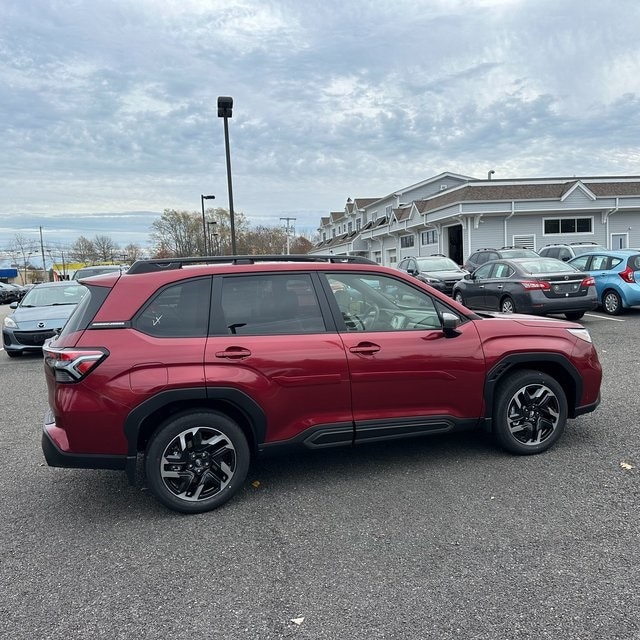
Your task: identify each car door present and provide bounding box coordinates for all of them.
[578,254,620,299]
[320,272,486,442]
[464,263,494,309]
[204,272,354,447]
[482,262,514,310]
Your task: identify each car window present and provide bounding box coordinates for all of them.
[569,256,589,270]
[590,255,609,270]
[473,252,490,266]
[493,263,513,278]
[325,272,442,331]
[134,277,211,337]
[474,264,493,278]
[630,255,640,270]
[220,273,326,336]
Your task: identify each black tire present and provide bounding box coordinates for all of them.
[145,410,250,514]
[454,291,465,305]
[565,312,584,321]
[602,289,623,315]
[493,370,568,455]
[500,296,516,313]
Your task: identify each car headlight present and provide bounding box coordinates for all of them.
[421,276,441,284]
[3,316,17,329]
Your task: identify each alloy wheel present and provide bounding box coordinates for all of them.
[506,383,561,447]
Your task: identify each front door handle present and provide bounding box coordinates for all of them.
[215,347,252,359]
[349,342,381,355]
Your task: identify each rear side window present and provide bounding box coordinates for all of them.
[59,284,110,337]
[134,278,211,337]
[219,273,326,335]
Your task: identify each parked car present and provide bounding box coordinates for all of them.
[463,246,539,273]
[567,249,640,315]
[2,281,87,357]
[538,242,606,262]
[397,255,468,296]
[41,255,602,514]
[0,282,23,304]
[72,264,127,280]
[452,257,597,320]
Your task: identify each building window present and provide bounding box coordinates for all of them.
[421,230,438,245]
[356,219,361,231]
[544,217,593,235]
[348,221,353,233]
[332,229,336,238]
[385,205,393,217]
[373,251,382,264]
[400,235,415,248]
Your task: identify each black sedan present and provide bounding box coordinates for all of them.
[397,256,468,296]
[452,257,598,320]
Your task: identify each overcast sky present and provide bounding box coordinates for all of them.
[2,0,640,256]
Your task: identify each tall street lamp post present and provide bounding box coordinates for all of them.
[201,194,215,255]
[217,96,237,255]
[207,221,218,255]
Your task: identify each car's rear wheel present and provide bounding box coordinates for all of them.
[145,410,250,513]
[454,291,465,305]
[500,296,516,313]
[565,312,585,321]
[602,289,623,315]
[493,370,567,454]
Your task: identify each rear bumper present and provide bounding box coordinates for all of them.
[42,426,130,471]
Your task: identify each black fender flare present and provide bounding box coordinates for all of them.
[123,386,267,457]
[484,353,583,420]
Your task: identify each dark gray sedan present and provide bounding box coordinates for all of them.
[452,257,598,320]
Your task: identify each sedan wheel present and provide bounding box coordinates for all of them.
[454,291,464,305]
[493,370,567,454]
[145,411,249,513]
[500,296,516,313]
[602,289,623,315]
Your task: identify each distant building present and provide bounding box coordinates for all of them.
[310,172,640,265]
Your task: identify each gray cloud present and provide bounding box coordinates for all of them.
[2,0,640,252]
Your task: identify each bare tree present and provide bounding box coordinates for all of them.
[242,225,288,254]
[123,243,144,263]
[151,209,203,257]
[70,236,98,264]
[289,236,313,254]
[7,234,38,284]
[93,235,118,262]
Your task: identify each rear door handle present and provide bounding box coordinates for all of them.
[215,347,252,359]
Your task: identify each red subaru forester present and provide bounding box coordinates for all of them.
[42,255,602,513]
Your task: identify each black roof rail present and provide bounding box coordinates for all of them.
[127,254,376,274]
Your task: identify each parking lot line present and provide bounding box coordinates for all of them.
[584,313,626,322]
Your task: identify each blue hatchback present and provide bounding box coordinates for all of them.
[568,249,640,315]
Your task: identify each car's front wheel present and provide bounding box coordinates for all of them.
[145,410,250,513]
[454,291,465,305]
[602,289,623,315]
[493,370,567,454]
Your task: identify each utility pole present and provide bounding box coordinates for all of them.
[280,217,296,254]
[39,226,47,282]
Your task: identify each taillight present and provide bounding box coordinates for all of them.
[581,276,595,287]
[520,280,551,290]
[44,346,108,382]
[619,266,636,283]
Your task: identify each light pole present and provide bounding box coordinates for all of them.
[201,194,215,255]
[218,96,237,255]
[207,220,218,255]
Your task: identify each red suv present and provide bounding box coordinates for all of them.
[42,255,602,513]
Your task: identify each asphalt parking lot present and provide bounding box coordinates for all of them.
[0,305,638,640]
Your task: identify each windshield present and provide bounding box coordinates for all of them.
[21,284,87,307]
[416,257,460,271]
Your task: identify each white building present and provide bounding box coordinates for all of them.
[311,172,640,266]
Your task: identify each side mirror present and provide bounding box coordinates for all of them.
[9,301,18,309]
[441,312,461,338]
[463,273,472,280]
